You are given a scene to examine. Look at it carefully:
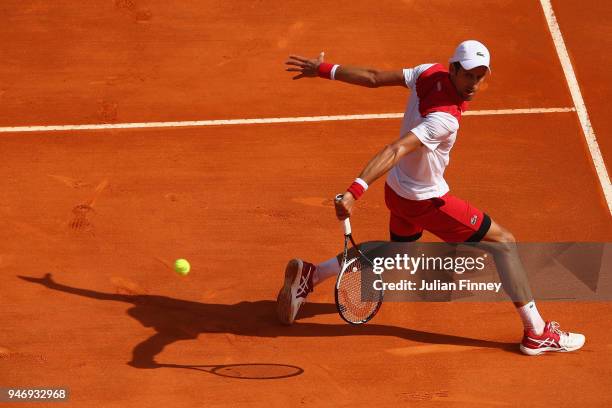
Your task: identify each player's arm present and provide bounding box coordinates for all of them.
[334,66,406,88]
[286,52,406,87]
[334,133,422,220]
[335,111,459,220]
[357,133,423,185]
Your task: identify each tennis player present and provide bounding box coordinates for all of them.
[277,40,585,355]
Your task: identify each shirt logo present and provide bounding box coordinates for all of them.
[470,215,478,225]
[436,81,442,91]
[476,52,485,57]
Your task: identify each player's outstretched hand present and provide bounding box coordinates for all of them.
[335,192,355,221]
[285,52,325,80]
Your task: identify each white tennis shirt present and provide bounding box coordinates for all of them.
[386,63,468,200]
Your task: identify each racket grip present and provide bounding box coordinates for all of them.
[342,217,352,236]
[335,194,352,235]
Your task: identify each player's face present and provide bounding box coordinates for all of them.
[450,65,489,101]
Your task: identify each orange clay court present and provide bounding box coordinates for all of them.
[1,0,612,407]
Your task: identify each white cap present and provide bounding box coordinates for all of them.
[449,40,491,71]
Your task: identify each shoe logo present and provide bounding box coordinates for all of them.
[470,215,478,225]
[296,267,312,298]
[527,336,559,348]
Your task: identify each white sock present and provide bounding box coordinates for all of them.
[313,257,341,285]
[517,301,545,335]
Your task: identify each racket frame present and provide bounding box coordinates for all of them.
[334,194,383,325]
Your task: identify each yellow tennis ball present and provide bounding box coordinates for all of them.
[174,259,190,276]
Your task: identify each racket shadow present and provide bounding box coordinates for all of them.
[18,273,518,372]
[156,362,304,380]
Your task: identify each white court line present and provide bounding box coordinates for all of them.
[540,0,612,216]
[464,107,574,116]
[0,107,574,134]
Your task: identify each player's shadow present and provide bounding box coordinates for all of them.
[19,274,517,369]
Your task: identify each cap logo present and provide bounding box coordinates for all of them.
[476,52,485,57]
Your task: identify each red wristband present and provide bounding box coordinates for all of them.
[317,62,335,79]
[347,181,366,200]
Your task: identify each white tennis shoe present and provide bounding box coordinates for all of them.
[520,321,585,356]
[276,258,315,325]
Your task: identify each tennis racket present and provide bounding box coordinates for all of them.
[334,194,383,325]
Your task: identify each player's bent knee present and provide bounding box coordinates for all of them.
[484,220,516,243]
[480,221,518,256]
[498,229,516,243]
